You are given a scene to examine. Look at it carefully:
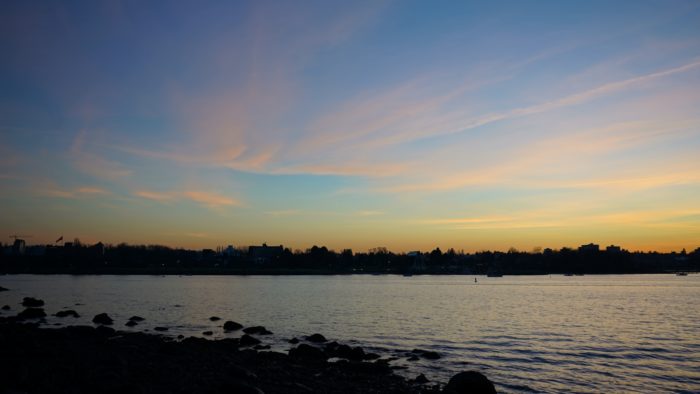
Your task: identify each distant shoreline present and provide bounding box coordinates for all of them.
[1,268,697,276]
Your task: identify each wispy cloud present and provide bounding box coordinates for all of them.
[133,189,241,208]
[43,185,111,199]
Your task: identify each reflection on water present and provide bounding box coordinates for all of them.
[1,274,699,393]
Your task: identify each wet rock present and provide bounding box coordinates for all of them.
[408,355,420,361]
[95,325,116,337]
[329,343,365,360]
[203,331,213,336]
[209,316,221,321]
[443,371,496,394]
[243,326,272,335]
[364,352,381,360]
[253,344,271,350]
[223,320,243,331]
[128,316,145,322]
[177,335,184,339]
[154,326,168,332]
[422,351,441,360]
[239,334,261,347]
[22,297,44,307]
[288,337,300,344]
[289,344,327,363]
[125,320,138,327]
[0,286,8,291]
[413,374,429,384]
[92,313,114,325]
[348,346,366,361]
[55,310,80,318]
[2,305,10,310]
[17,308,46,319]
[307,333,327,343]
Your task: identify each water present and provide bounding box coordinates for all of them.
[1,274,699,393]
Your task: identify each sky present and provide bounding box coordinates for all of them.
[1,0,699,253]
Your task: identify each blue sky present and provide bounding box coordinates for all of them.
[1,0,699,252]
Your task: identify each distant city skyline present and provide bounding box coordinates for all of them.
[1,1,699,252]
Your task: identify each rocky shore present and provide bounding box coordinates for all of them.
[0,296,497,394]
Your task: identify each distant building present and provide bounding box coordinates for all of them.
[407,251,426,272]
[606,245,621,253]
[223,245,237,257]
[249,243,283,263]
[12,239,26,255]
[578,243,599,253]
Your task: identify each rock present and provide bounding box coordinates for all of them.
[154,326,168,332]
[2,305,10,310]
[243,325,272,335]
[203,331,213,336]
[0,286,8,291]
[289,337,300,344]
[344,346,366,361]
[92,313,114,325]
[125,320,138,327]
[329,343,365,360]
[422,351,441,360]
[223,320,243,331]
[253,344,271,350]
[22,297,44,307]
[209,316,221,321]
[364,352,381,360]
[128,316,145,322]
[54,310,80,318]
[443,371,497,394]
[289,344,327,363]
[408,355,420,361]
[307,333,327,343]
[17,308,46,319]
[239,334,261,347]
[414,374,429,384]
[177,335,184,339]
[95,325,116,337]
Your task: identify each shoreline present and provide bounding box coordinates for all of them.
[0,297,497,394]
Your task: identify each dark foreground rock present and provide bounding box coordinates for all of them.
[243,325,272,335]
[92,313,114,325]
[223,320,243,331]
[22,297,44,307]
[55,310,80,318]
[0,323,445,394]
[443,371,497,394]
[0,286,8,291]
[17,308,46,319]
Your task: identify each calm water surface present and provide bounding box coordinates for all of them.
[1,274,699,393]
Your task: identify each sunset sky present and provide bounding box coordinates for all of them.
[1,1,699,252]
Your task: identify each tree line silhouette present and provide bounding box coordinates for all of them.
[1,241,698,275]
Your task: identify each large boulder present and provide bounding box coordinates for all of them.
[223,321,243,331]
[92,313,114,325]
[2,305,10,310]
[239,334,261,347]
[22,297,44,307]
[289,344,327,363]
[242,326,272,335]
[443,371,497,394]
[307,333,327,343]
[55,310,80,318]
[17,308,46,319]
[422,351,441,360]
